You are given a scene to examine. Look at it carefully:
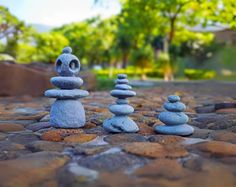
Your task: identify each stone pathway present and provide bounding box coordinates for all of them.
[0,85,236,187]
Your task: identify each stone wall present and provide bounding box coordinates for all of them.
[0,62,96,97]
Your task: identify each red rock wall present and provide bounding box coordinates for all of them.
[0,62,53,97]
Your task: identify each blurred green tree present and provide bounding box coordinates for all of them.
[0,6,32,58]
[33,32,69,63]
[131,45,154,80]
[54,17,116,67]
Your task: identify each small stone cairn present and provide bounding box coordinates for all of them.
[155,95,194,136]
[103,74,139,133]
[45,47,89,128]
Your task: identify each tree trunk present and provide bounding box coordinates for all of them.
[141,73,147,81]
[122,53,128,69]
[108,60,116,78]
[162,37,174,81]
[163,36,169,54]
[164,71,174,81]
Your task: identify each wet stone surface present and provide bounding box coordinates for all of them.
[0,84,236,187]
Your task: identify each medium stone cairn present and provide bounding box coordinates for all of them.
[45,47,89,128]
[155,95,194,136]
[103,74,139,133]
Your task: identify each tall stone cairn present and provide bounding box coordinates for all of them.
[155,95,194,136]
[103,74,139,133]
[45,47,89,128]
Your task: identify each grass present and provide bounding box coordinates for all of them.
[96,76,115,91]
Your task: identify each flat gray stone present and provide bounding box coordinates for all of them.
[45,89,89,99]
[116,99,129,104]
[0,133,6,141]
[164,102,186,112]
[26,122,51,131]
[0,120,37,126]
[115,84,132,90]
[168,95,180,103]
[0,140,31,160]
[103,116,139,133]
[40,114,50,122]
[76,151,148,172]
[155,124,194,136]
[51,76,83,89]
[159,111,188,125]
[115,79,129,84]
[109,104,134,115]
[8,133,40,145]
[117,74,127,79]
[110,90,136,99]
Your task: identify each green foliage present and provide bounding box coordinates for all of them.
[0,6,25,40]
[0,54,15,61]
[16,43,36,63]
[1,1,236,80]
[131,45,154,69]
[54,17,116,66]
[33,32,69,63]
[94,66,163,78]
[184,69,216,80]
[95,76,115,91]
[0,6,33,57]
[217,46,236,70]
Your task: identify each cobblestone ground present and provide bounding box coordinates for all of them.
[0,84,236,187]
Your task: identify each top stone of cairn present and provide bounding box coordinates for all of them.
[56,47,80,77]
[168,95,180,103]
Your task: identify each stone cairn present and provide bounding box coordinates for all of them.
[45,47,89,128]
[103,74,139,133]
[155,95,194,136]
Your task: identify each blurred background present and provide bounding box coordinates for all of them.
[0,0,236,96]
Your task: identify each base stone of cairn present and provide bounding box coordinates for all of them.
[155,95,194,136]
[103,74,139,133]
[45,47,89,128]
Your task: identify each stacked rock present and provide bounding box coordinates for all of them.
[103,74,139,133]
[45,47,89,128]
[154,95,194,136]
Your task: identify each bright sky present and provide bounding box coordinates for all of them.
[1,0,121,26]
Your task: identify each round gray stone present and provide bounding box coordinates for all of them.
[111,90,136,99]
[168,95,180,103]
[109,104,134,115]
[116,99,129,104]
[103,116,139,133]
[155,124,194,136]
[117,74,127,79]
[115,84,132,90]
[63,46,72,54]
[50,99,86,128]
[163,102,186,112]
[158,111,189,125]
[115,79,129,84]
[51,76,83,89]
[45,89,89,99]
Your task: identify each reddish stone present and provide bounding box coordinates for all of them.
[123,142,189,158]
[148,135,185,145]
[63,134,97,143]
[41,129,83,142]
[211,131,236,144]
[216,108,236,114]
[137,123,155,135]
[135,159,188,179]
[188,141,236,157]
[0,123,24,132]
